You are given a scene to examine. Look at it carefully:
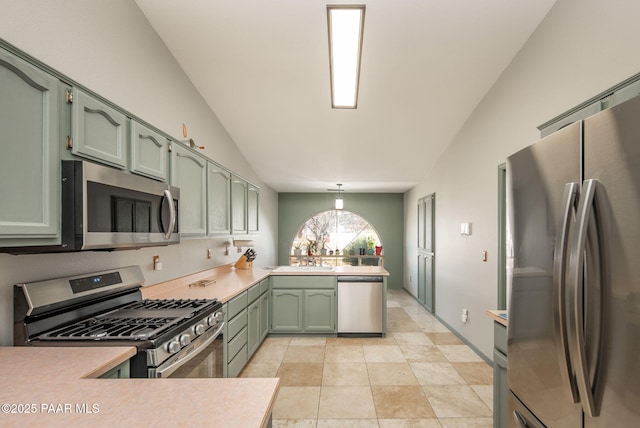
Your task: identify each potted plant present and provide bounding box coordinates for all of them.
[366,236,375,255]
[293,241,303,257]
[307,240,317,256]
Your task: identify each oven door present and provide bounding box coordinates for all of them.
[150,324,224,379]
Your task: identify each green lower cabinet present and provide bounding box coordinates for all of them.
[271,290,304,332]
[271,285,336,334]
[223,292,248,378]
[259,291,269,342]
[493,322,508,428]
[247,298,260,358]
[223,284,270,377]
[304,289,335,332]
[99,360,130,379]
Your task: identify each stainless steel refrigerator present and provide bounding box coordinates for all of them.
[506,94,640,427]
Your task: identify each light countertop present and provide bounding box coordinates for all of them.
[142,264,389,302]
[272,266,389,276]
[486,309,508,327]
[142,264,271,302]
[0,346,279,427]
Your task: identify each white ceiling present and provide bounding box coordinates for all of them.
[136,0,556,193]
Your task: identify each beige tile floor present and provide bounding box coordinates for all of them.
[239,288,493,427]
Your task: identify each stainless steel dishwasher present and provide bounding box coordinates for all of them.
[337,275,383,336]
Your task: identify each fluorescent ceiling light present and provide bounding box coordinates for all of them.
[327,5,365,109]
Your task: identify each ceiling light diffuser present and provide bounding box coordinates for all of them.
[327,5,365,109]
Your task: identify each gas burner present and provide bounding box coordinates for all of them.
[128,299,215,310]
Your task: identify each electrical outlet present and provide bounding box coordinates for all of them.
[207,248,212,259]
[153,255,162,271]
[461,308,469,323]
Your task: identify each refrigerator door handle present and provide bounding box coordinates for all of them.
[568,178,603,417]
[554,182,580,403]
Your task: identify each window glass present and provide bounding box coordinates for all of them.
[290,210,382,266]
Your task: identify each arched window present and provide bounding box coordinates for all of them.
[290,210,383,266]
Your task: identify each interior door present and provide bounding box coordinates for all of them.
[582,94,640,427]
[417,194,435,313]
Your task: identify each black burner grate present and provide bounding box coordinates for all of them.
[37,298,221,342]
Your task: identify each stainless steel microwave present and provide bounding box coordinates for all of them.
[6,161,179,253]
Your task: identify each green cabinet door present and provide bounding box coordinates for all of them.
[99,360,130,379]
[231,176,247,234]
[130,119,168,181]
[493,322,508,428]
[71,88,127,168]
[0,47,60,245]
[259,291,270,342]
[271,289,303,332]
[207,163,231,235]
[494,349,508,428]
[170,143,207,235]
[304,289,336,332]
[247,298,260,358]
[248,184,259,233]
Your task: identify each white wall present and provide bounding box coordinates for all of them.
[404,0,640,360]
[0,0,278,346]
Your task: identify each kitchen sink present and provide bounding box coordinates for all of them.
[271,266,335,273]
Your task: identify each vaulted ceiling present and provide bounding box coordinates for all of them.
[136,0,556,192]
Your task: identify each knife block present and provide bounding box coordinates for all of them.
[234,254,253,270]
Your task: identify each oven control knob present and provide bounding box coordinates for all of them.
[193,323,206,335]
[179,334,191,346]
[167,340,181,354]
[206,315,215,326]
[207,312,223,326]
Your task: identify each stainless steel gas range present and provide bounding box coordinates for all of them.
[13,266,224,378]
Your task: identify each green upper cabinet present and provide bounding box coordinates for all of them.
[248,184,259,233]
[130,119,168,182]
[207,163,231,235]
[70,88,127,168]
[170,143,207,236]
[231,176,248,234]
[0,47,61,245]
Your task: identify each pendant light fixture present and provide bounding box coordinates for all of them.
[335,184,344,210]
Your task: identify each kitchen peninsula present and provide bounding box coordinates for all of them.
[0,346,279,427]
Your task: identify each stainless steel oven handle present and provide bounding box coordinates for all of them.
[163,189,176,240]
[154,322,224,378]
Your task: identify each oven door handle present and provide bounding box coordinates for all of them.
[154,322,224,378]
